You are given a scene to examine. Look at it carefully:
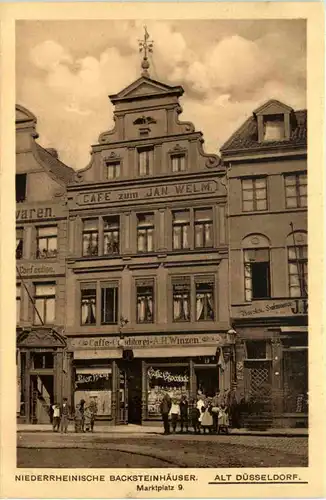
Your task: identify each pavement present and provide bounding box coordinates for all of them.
[17,431,308,468]
[17,423,308,437]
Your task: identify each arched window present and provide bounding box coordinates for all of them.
[242,234,271,302]
[286,231,307,298]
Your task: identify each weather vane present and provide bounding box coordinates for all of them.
[138,26,153,77]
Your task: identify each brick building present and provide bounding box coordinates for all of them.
[64,64,233,424]
[221,99,308,428]
[16,105,74,423]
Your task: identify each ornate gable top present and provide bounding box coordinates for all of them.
[109,76,184,104]
[17,327,67,348]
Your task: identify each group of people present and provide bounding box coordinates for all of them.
[160,389,241,435]
[50,398,98,433]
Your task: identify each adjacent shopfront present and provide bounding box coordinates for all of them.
[68,332,234,424]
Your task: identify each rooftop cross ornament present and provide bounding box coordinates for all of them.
[138,26,153,77]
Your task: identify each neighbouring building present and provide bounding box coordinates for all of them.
[64,57,233,424]
[221,99,308,428]
[16,104,75,423]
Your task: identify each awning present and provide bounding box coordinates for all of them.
[133,346,218,359]
[73,349,122,360]
[280,326,308,334]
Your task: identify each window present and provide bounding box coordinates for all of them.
[244,249,270,301]
[105,162,120,180]
[82,219,98,256]
[16,284,21,324]
[263,115,285,141]
[137,282,154,323]
[242,178,267,212]
[137,213,154,252]
[16,174,27,203]
[172,211,190,250]
[138,149,153,176]
[103,216,119,255]
[246,340,267,360]
[171,154,186,173]
[173,279,190,322]
[195,280,214,321]
[34,283,55,325]
[194,209,213,248]
[36,226,58,259]
[16,228,23,259]
[32,353,54,369]
[285,174,307,208]
[288,245,308,297]
[101,285,119,324]
[81,285,96,325]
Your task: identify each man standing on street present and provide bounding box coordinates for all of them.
[160,392,172,435]
[60,397,70,434]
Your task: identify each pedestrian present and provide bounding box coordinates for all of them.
[228,385,241,429]
[179,395,189,433]
[189,401,200,434]
[212,390,223,432]
[52,403,60,432]
[169,398,180,433]
[89,399,98,432]
[201,400,213,434]
[196,394,205,412]
[60,397,70,434]
[84,405,92,432]
[79,399,86,432]
[217,402,230,434]
[74,404,83,433]
[159,392,172,435]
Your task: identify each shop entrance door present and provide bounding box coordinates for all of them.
[117,368,128,424]
[127,361,142,424]
[30,374,54,424]
[195,367,219,397]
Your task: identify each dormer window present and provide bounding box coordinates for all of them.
[263,114,285,141]
[106,161,120,180]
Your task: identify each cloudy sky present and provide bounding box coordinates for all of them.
[16,20,306,170]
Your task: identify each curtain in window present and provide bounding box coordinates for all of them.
[173,296,181,320]
[137,297,146,322]
[206,293,214,319]
[196,294,204,320]
[81,299,96,324]
[137,230,146,252]
[205,223,212,246]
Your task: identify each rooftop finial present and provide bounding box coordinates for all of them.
[138,26,153,78]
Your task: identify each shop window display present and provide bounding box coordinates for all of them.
[147,365,190,418]
[74,368,112,417]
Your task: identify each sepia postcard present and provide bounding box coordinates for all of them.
[0,2,325,499]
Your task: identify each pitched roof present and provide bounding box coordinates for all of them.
[35,143,75,184]
[220,109,307,155]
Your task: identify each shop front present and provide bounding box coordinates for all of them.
[16,327,68,424]
[69,332,235,424]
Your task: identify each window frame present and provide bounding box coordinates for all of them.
[16,174,27,203]
[105,161,121,180]
[80,284,97,326]
[36,225,58,259]
[244,248,271,302]
[137,213,154,253]
[101,285,119,325]
[136,280,155,324]
[194,208,214,249]
[16,228,24,260]
[284,173,307,209]
[242,177,268,212]
[103,216,120,255]
[33,282,56,325]
[138,147,154,177]
[288,244,308,298]
[195,279,215,322]
[171,153,186,173]
[172,210,190,251]
[82,219,99,257]
[172,278,191,323]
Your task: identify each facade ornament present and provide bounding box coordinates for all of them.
[138,26,153,78]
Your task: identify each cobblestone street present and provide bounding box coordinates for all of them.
[17,432,308,468]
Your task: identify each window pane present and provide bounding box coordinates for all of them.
[254,178,266,189]
[195,225,203,247]
[285,186,297,197]
[37,226,57,237]
[173,226,181,249]
[285,175,296,186]
[289,275,300,287]
[83,219,98,231]
[147,229,153,251]
[34,299,45,324]
[255,188,266,200]
[243,200,253,212]
[300,196,307,207]
[299,185,307,196]
[286,197,298,208]
[243,190,253,201]
[242,179,253,190]
[290,286,301,298]
[256,199,267,210]
[299,174,307,185]
[46,298,55,323]
[195,209,212,221]
[35,284,55,296]
[173,211,189,222]
[48,238,57,252]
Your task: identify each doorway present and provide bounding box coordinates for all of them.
[127,361,142,424]
[195,367,219,397]
[30,374,54,424]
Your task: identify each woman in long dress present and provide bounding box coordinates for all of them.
[201,401,213,434]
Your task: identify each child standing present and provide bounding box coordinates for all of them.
[190,402,200,434]
[52,403,60,432]
[169,398,180,433]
